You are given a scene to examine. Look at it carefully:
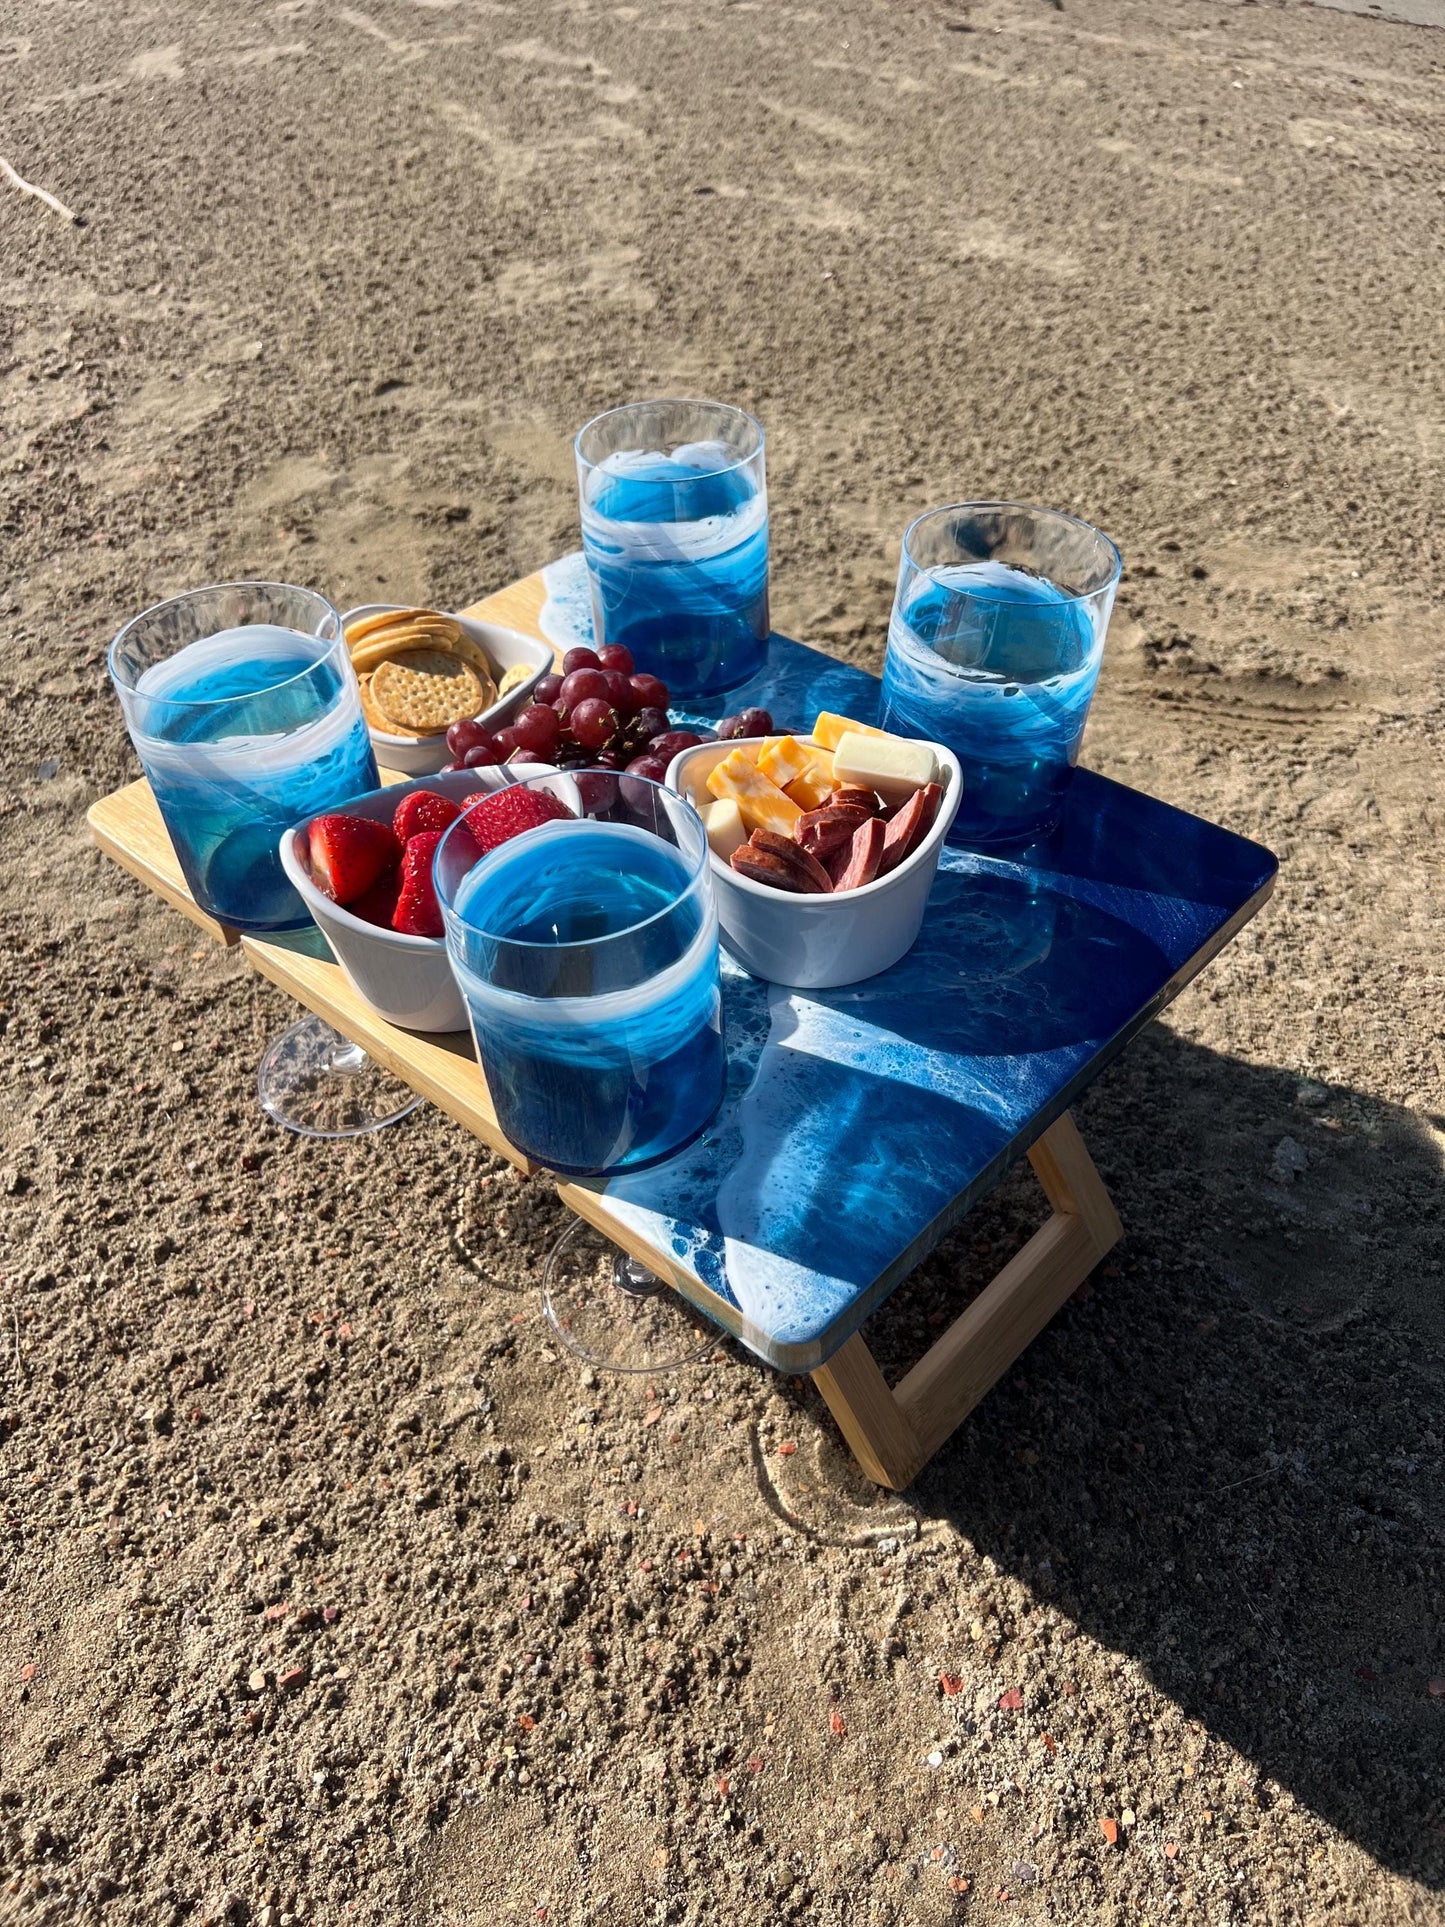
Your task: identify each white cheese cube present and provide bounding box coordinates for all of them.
[699,796,748,861]
[831,731,937,809]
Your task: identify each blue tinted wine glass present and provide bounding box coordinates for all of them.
[576,398,769,700]
[435,769,727,1371]
[880,503,1121,848]
[109,582,422,1137]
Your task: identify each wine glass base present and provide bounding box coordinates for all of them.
[257,1015,424,1139]
[755,1415,925,1548]
[542,1217,723,1374]
[452,1162,566,1291]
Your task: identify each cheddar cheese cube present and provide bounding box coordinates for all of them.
[757,735,815,790]
[782,748,837,812]
[812,710,891,753]
[727,736,785,766]
[706,748,802,836]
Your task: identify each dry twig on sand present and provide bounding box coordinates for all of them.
[0,155,78,225]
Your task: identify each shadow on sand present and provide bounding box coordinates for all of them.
[783,1021,1445,1887]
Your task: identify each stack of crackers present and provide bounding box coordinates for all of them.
[344,607,523,740]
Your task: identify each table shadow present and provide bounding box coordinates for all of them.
[843,1023,1445,1887]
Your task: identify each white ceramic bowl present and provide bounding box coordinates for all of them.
[279,767,521,1032]
[342,603,554,776]
[666,734,962,989]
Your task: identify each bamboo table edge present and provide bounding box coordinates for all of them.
[87,566,1126,1491]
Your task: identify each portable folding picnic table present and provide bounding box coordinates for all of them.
[88,570,1276,1489]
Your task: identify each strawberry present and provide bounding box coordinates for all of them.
[392,788,462,842]
[307,813,400,905]
[462,785,574,855]
[391,830,446,938]
[346,866,401,928]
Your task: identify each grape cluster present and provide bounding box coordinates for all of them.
[441,643,774,783]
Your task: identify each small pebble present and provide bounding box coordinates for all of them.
[1270,1136,1308,1184]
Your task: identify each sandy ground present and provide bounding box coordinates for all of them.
[2,0,1444,1921]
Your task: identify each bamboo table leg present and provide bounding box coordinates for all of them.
[811,1112,1122,1490]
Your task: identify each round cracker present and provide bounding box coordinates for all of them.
[371,649,484,732]
[359,674,439,739]
[344,606,448,647]
[350,620,466,673]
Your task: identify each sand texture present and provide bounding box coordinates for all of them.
[1,0,1443,1921]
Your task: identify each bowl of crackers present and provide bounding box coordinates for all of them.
[343,603,554,775]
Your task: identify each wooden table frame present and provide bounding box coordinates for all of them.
[88,571,1125,1492]
[812,1115,1119,1487]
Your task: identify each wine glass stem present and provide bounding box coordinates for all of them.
[611,1255,663,1298]
[328,1039,369,1075]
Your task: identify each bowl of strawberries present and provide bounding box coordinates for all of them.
[280,770,566,1031]
[665,710,961,989]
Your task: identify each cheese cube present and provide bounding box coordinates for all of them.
[698,797,747,862]
[706,748,802,836]
[782,746,837,811]
[728,736,785,766]
[757,735,815,790]
[812,710,891,753]
[832,730,937,808]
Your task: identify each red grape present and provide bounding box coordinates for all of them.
[534,671,564,706]
[737,707,773,737]
[628,673,669,711]
[509,749,546,766]
[632,705,670,742]
[576,771,620,813]
[492,725,521,759]
[569,697,617,749]
[596,749,621,769]
[462,742,499,769]
[603,669,637,714]
[597,643,635,675]
[562,646,601,674]
[447,716,491,757]
[439,760,460,773]
[559,666,609,711]
[648,730,704,763]
[513,703,562,753]
[620,755,668,812]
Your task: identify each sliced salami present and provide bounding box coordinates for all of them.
[830,786,883,817]
[747,828,833,893]
[796,803,870,860]
[831,816,886,891]
[877,782,944,876]
[730,846,811,892]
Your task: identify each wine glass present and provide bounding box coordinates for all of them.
[434,768,727,1371]
[879,503,1121,848]
[109,582,422,1137]
[576,398,769,699]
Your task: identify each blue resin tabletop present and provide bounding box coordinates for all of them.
[568,626,1277,1375]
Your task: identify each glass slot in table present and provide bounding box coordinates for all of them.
[89,570,1277,1489]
